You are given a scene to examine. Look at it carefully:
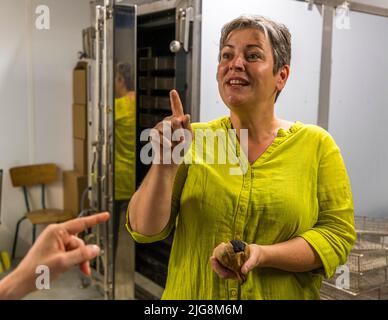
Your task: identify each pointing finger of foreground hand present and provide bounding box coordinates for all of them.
[63,212,110,235]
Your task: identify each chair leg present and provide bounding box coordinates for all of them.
[12,216,27,260]
[32,225,37,244]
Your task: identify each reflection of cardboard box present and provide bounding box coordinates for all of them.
[63,170,89,215]
[73,62,87,104]
[73,104,87,139]
[74,138,87,175]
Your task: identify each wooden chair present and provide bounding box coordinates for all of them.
[10,163,76,259]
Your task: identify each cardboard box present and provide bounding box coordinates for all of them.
[73,62,88,104]
[74,138,88,175]
[63,170,89,215]
[73,104,87,139]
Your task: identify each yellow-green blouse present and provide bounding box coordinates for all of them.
[115,95,136,200]
[127,116,356,300]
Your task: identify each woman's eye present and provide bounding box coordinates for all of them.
[222,52,232,60]
[247,53,261,60]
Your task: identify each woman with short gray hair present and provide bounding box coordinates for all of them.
[219,15,291,102]
[127,15,355,299]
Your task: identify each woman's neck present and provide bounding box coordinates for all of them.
[230,110,279,144]
[117,89,135,99]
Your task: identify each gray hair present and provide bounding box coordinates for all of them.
[116,62,133,90]
[219,15,291,75]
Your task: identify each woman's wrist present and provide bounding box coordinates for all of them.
[254,244,270,268]
[153,162,180,175]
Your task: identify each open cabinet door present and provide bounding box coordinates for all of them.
[112,2,137,300]
[88,0,137,300]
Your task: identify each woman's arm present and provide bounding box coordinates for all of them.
[128,164,179,236]
[242,237,322,274]
[210,237,322,279]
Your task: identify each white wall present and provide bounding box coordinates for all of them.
[0,0,90,257]
[200,0,323,124]
[0,0,31,256]
[329,11,388,217]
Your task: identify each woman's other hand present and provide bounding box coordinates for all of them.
[210,243,263,280]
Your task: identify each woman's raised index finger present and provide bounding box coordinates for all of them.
[170,90,184,117]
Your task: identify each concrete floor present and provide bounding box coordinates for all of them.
[0,263,104,300]
[23,266,104,300]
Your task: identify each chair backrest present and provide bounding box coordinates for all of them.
[9,163,57,187]
[9,164,58,212]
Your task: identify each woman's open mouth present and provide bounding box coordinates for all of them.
[226,77,250,87]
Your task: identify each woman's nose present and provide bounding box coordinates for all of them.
[229,55,245,71]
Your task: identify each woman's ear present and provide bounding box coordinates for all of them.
[276,65,290,91]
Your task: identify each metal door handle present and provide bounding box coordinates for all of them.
[170,6,194,53]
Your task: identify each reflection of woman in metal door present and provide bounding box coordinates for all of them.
[113,63,136,263]
[114,62,136,204]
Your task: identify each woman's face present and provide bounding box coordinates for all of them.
[217,28,284,110]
